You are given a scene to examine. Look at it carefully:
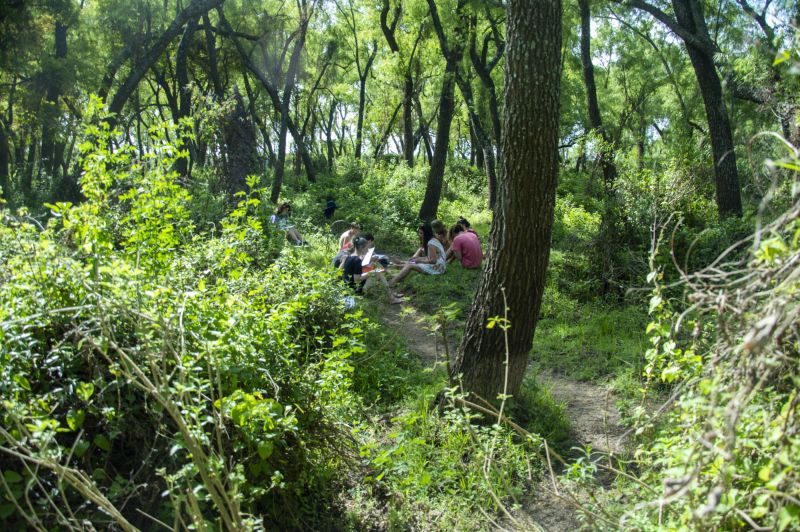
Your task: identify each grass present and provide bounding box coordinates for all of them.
[531,302,648,387]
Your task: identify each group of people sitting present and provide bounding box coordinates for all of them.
[334,217,483,304]
[268,201,483,304]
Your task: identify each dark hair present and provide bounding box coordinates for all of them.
[418,222,434,247]
[353,237,369,252]
[431,219,446,235]
[451,223,464,237]
[457,217,471,228]
[275,202,291,215]
[362,233,374,242]
[350,221,361,229]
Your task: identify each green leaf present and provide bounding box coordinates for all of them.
[778,505,800,531]
[67,409,85,431]
[94,434,111,452]
[3,471,23,484]
[13,375,30,391]
[648,295,662,314]
[73,440,90,458]
[257,441,274,460]
[76,382,94,402]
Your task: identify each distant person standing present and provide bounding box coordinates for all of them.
[324,196,337,220]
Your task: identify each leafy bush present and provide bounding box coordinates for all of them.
[0,113,371,529]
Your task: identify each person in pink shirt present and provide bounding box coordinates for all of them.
[446,222,483,268]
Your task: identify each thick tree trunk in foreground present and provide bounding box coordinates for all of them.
[452,0,561,400]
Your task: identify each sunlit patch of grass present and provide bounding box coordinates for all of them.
[531,303,647,383]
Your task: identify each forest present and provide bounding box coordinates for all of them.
[0,0,798,529]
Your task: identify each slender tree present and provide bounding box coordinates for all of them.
[621,0,742,217]
[419,0,466,221]
[452,0,562,399]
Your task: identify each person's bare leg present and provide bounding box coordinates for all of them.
[389,263,421,288]
[287,228,303,243]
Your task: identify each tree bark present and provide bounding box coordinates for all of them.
[40,21,69,181]
[418,0,466,221]
[175,17,199,177]
[223,87,258,198]
[0,120,9,200]
[452,0,561,401]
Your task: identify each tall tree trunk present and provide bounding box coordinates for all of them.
[452,0,561,400]
[175,17,199,177]
[202,13,224,98]
[326,100,336,170]
[272,14,308,204]
[579,0,617,187]
[41,21,69,181]
[223,87,258,198]
[457,74,496,207]
[580,0,619,296]
[671,0,741,216]
[355,45,377,160]
[403,77,415,166]
[0,120,9,200]
[627,0,742,217]
[218,7,317,195]
[418,0,466,221]
[468,15,503,158]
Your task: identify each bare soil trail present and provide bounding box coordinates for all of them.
[376,301,627,531]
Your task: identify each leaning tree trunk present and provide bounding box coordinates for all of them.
[452,0,561,401]
[106,0,223,127]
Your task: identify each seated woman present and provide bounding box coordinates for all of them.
[431,219,450,250]
[342,237,402,304]
[270,202,306,245]
[388,222,446,288]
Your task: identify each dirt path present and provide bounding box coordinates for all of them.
[377,303,626,531]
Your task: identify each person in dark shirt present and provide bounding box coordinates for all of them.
[342,238,402,304]
[324,196,337,220]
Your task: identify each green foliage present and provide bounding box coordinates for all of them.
[354,395,541,531]
[532,303,648,383]
[0,118,370,529]
[586,180,800,529]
